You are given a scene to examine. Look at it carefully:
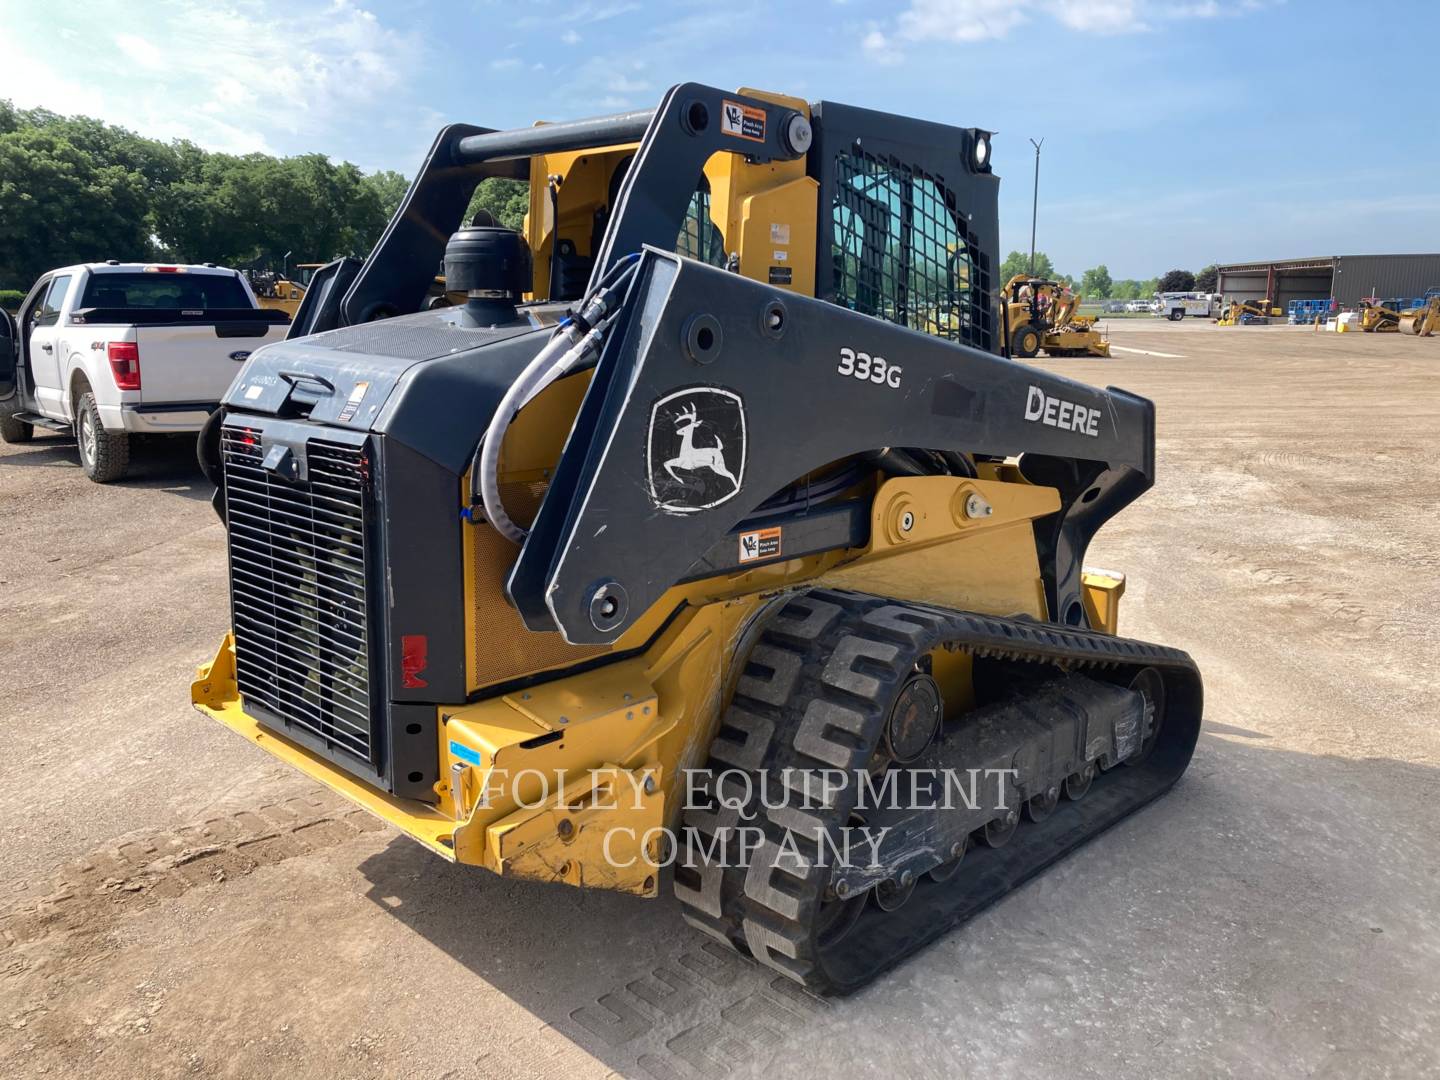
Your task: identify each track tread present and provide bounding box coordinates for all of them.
[674,588,1201,994]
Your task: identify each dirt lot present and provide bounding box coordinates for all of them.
[2,320,1438,1079]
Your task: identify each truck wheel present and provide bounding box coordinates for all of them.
[75,391,130,482]
[1169,308,1183,321]
[0,409,33,444]
[1013,324,1042,358]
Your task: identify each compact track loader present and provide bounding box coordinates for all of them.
[1359,297,1402,333]
[192,85,1202,993]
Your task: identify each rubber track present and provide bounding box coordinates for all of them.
[674,588,1203,994]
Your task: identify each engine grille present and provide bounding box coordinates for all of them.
[222,425,377,765]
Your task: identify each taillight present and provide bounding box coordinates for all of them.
[107,341,141,390]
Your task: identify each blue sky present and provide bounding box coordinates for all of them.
[1,0,1436,278]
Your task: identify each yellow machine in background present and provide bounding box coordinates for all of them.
[1359,297,1401,332]
[1001,275,1110,357]
[1399,295,1440,336]
[1216,297,1279,326]
[247,269,309,317]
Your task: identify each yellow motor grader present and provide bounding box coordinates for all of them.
[1001,275,1110,357]
[190,84,1201,994]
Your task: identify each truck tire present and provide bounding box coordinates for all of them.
[1168,308,1183,321]
[75,391,130,482]
[0,408,33,444]
[1012,323,1042,358]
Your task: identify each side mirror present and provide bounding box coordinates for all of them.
[0,309,16,400]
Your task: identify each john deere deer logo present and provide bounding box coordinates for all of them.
[646,388,747,514]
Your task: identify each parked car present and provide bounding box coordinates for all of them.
[1103,300,1127,313]
[0,262,289,481]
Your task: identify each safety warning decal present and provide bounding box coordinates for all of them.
[721,100,766,142]
[738,526,782,563]
[337,380,370,422]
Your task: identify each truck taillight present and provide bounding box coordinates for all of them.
[107,341,141,390]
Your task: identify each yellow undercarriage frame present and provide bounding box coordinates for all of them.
[193,473,1126,898]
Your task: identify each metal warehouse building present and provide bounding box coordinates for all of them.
[1215,254,1440,309]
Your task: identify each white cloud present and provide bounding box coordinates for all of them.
[490,57,525,71]
[113,33,166,71]
[861,29,903,66]
[872,0,1266,59]
[896,0,1028,43]
[605,74,649,94]
[0,0,421,157]
[561,29,581,44]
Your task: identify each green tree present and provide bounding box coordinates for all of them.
[999,249,1058,283]
[362,170,410,221]
[1195,264,1218,292]
[1159,269,1195,293]
[466,178,529,231]
[1139,277,1160,298]
[1080,264,1112,299]
[0,99,414,288]
[0,126,154,287]
[1111,279,1140,300]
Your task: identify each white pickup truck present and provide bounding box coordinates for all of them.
[0,262,289,481]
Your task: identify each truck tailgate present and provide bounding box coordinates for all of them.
[135,322,285,404]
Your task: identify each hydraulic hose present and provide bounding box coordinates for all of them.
[472,254,641,544]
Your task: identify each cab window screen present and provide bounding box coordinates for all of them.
[831,150,992,351]
[676,180,726,268]
[79,273,251,310]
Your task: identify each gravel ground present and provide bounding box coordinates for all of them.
[2,319,1437,1079]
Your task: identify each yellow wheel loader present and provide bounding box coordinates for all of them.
[191,84,1201,994]
[1001,275,1110,358]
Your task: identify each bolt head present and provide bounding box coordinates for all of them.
[835,881,851,899]
[951,841,965,858]
[900,870,914,888]
[643,775,656,795]
[900,510,915,532]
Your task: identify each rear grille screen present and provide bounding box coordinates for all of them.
[222,427,376,764]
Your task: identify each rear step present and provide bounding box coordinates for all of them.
[12,412,71,432]
[676,589,1202,994]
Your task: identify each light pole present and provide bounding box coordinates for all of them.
[1028,138,1043,276]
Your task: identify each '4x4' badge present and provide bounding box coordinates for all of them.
[646,387,746,514]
